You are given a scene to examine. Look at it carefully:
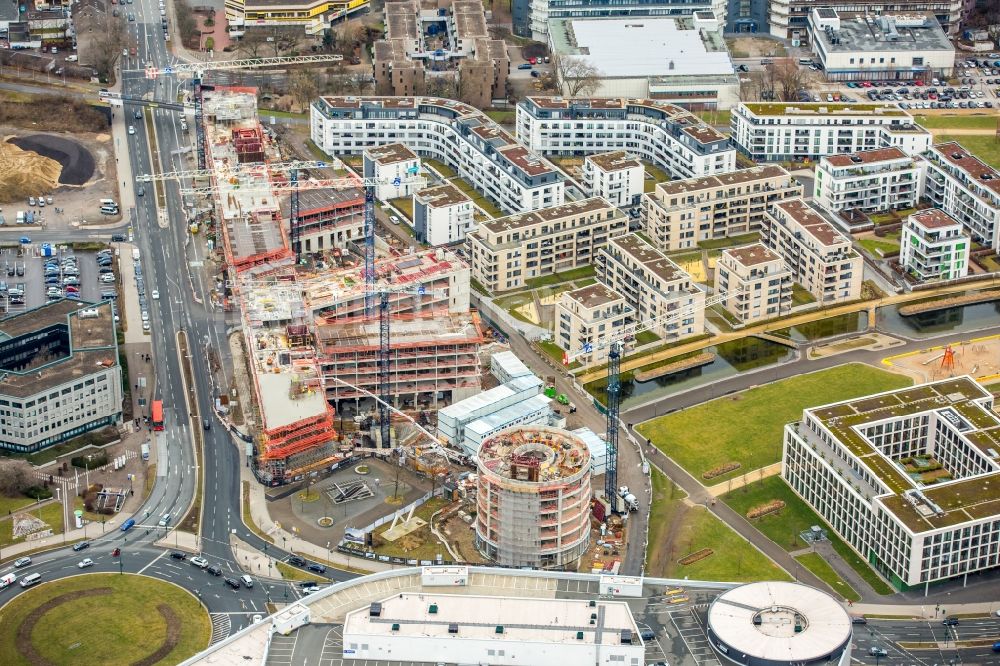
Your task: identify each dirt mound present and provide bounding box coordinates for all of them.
[0,138,62,204]
[8,133,95,185]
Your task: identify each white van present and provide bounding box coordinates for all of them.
[0,573,17,589]
[19,573,41,588]
[99,198,118,207]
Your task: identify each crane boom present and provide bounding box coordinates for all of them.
[135,160,338,183]
[131,54,345,77]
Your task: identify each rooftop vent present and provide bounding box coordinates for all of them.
[951,152,965,160]
[982,173,995,181]
[621,629,633,645]
[577,631,585,640]
[391,623,400,631]
[429,604,438,614]
[448,623,459,634]
[495,626,504,634]
[370,602,382,617]
[850,155,863,163]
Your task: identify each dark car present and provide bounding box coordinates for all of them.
[288,555,307,567]
[307,563,327,574]
[72,542,90,552]
[299,581,320,591]
[206,565,223,576]
[942,617,960,626]
[111,234,126,242]
[639,629,656,641]
[112,547,121,557]
[169,551,187,560]
[224,577,241,590]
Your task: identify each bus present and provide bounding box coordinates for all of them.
[151,400,164,431]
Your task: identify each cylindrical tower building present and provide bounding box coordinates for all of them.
[475,426,592,569]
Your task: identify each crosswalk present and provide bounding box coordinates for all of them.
[209,613,232,645]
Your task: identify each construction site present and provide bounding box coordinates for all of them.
[475,426,593,569]
[198,86,488,485]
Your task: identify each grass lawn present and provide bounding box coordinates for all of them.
[698,232,760,250]
[723,476,895,596]
[525,265,596,289]
[635,364,911,485]
[424,158,457,179]
[936,135,1000,169]
[538,340,568,366]
[695,110,731,126]
[276,561,326,582]
[242,481,273,544]
[795,552,861,602]
[389,197,414,221]
[22,428,119,466]
[858,237,901,257]
[372,497,450,561]
[485,109,516,125]
[0,501,63,547]
[635,330,660,346]
[0,495,36,515]
[790,282,817,306]
[449,177,505,218]
[913,115,1000,130]
[646,469,790,582]
[643,162,670,190]
[0,573,210,666]
[304,139,336,163]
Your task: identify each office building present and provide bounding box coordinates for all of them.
[476,426,592,568]
[437,374,543,446]
[813,147,923,215]
[0,301,123,453]
[762,199,862,303]
[767,0,964,40]
[312,97,565,215]
[468,198,628,292]
[513,0,726,41]
[516,96,736,180]
[598,233,706,342]
[730,102,932,162]
[363,143,421,201]
[555,283,633,366]
[714,243,793,323]
[581,152,645,209]
[921,142,1000,252]
[783,377,1000,591]
[808,10,955,82]
[412,182,475,246]
[374,0,509,109]
[225,0,366,35]
[642,164,802,252]
[545,15,739,108]
[899,209,969,281]
[490,350,534,384]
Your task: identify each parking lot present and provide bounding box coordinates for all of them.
[0,243,120,315]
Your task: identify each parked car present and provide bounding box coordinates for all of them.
[307,563,327,574]
[288,555,307,567]
[517,63,532,70]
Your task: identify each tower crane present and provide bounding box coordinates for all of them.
[563,287,741,510]
[138,164,425,307]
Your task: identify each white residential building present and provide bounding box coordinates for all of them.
[0,301,123,453]
[581,152,645,209]
[362,143,421,201]
[555,283,633,366]
[899,209,970,282]
[512,0,727,42]
[808,10,956,82]
[714,243,793,323]
[516,96,736,180]
[921,142,1000,252]
[731,102,932,162]
[412,182,475,246]
[783,377,1000,591]
[598,233,706,342]
[814,147,923,215]
[762,198,863,303]
[312,97,565,215]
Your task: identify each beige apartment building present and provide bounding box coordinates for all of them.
[555,283,633,366]
[468,198,628,292]
[642,165,803,252]
[762,199,863,304]
[598,233,705,342]
[714,243,793,323]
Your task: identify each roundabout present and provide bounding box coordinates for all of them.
[0,573,211,666]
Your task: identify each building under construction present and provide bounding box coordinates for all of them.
[476,426,592,569]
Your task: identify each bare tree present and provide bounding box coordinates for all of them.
[765,58,808,102]
[739,70,767,102]
[238,31,269,59]
[346,71,373,95]
[270,30,300,57]
[90,15,127,82]
[0,459,33,497]
[552,54,601,97]
[288,70,319,111]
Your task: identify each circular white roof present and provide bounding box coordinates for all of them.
[708,581,851,662]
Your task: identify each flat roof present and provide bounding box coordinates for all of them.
[415,182,470,208]
[931,142,1000,198]
[708,582,851,661]
[824,147,909,167]
[809,377,1000,531]
[440,375,543,422]
[772,198,849,248]
[496,145,557,177]
[587,151,641,172]
[724,243,781,267]
[549,17,733,78]
[478,426,590,481]
[909,208,961,230]
[655,164,792,198]
[256,370,329,431]
[344,592,638,646]
[0,300,118,398]
[565,283,624,308]
[480,198,615,235]
[465,394,553,437]
[365,143,418,166]
[812,11,953,53]
[741,102,909,117]
[281,186,363,217]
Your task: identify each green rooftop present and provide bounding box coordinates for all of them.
[741,102,910,117]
